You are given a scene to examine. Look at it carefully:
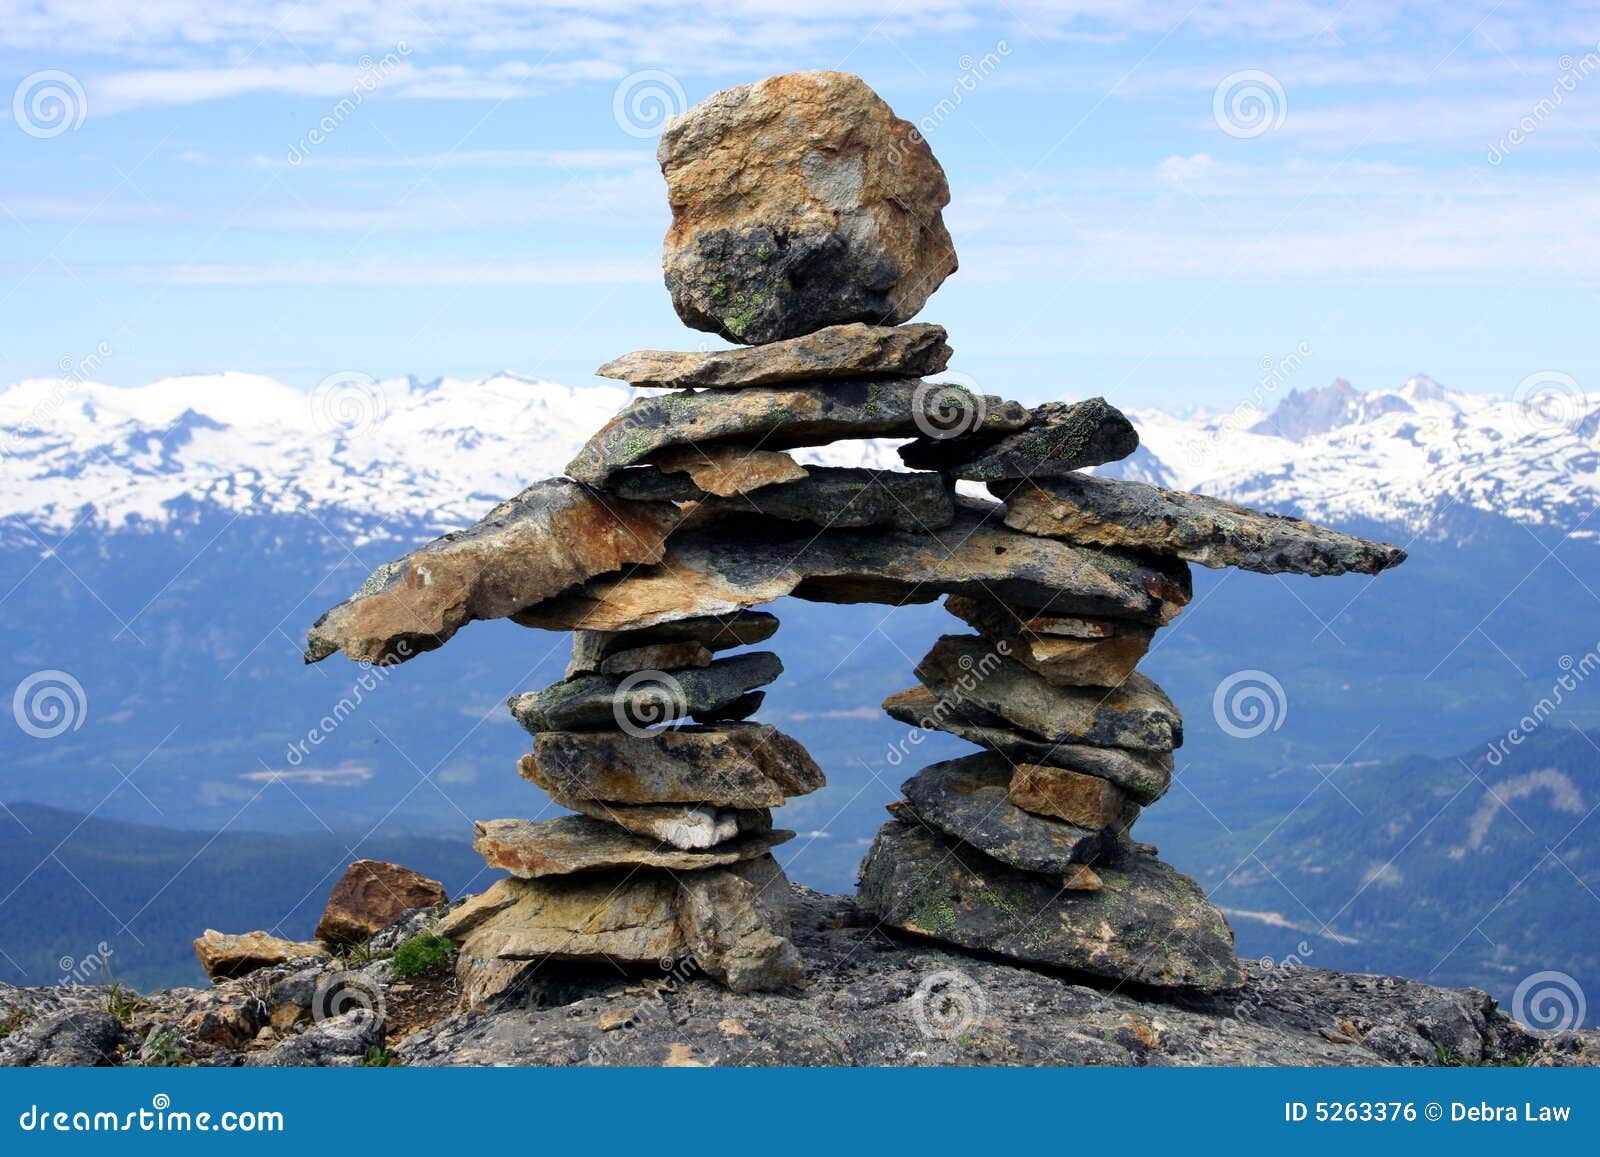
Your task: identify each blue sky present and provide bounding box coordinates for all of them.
[3,1,1599,410]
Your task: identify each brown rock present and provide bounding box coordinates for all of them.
[597,323,951,389]
[1007,763,1127,828]
[659,71,956,343]
[1064,864,1104,891]
[314,860,448,944]
[650,444,808,497]
[597,641,713,675]
[516,757,773,849]
[471,816,793,878]
[439,873,684,964]
[565,380,1025,486]
[992,473,1409,576]
[514,502,1189,633]
[523,723,825,808]
[882,684,1175,804]
[566,611,780,677]
[192,930,328,982]
[943,592,1152,686]
[305,479,680,665]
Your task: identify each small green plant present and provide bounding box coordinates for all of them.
[0,1009,27,1039]
[361,1046,401,1067]
[141,1026,187,1067]
[103,975,145,1023]
[342,937,391,966]
[391,933,457,978]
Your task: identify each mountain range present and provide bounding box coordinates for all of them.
[2,367,1597,1017]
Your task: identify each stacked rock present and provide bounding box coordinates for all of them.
[303,70,1407,1001]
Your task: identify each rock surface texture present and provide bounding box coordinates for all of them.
[658,72,956,343]
[296,69,1409,1005]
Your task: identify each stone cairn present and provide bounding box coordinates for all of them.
[305,71,1406,1001]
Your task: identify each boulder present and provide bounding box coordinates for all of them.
[943,592,1152,686]
[305,479,680,665]
[650,444,808,497]
[608,465,957,531]
[898,753,1114,875]
[0,1008,125,1067]
[439,873,685,964]
[514,503,1190,633]
[471,816,793,878]
[523,723,825,808]
[992,473,1409,576]
[858,820,1245,992]
[658,71,956,343]
[314,860,448,945]
[509,651,782,734]
[597,323,951,389]
[915,634,1182,752]
[192,929,329,982]
[513,767,773,850]
[1007,763,1127,828]
[677,856,805,993]
[566,380,1025,486]
[883,685,1174,804]
[900,398,1139,480]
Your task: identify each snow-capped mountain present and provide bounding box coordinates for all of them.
[2,370,1597,545]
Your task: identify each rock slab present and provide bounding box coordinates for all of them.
[598,323,951,389]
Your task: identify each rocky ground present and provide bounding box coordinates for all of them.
[2,886,1594,1067]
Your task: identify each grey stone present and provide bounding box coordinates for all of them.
[509,652,782,734]
[597,323,951,389]
[900,398,1139,480]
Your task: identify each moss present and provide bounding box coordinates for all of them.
[392,932,457,978]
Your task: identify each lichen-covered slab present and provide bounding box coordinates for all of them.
[597,323,951,389]
[514,763,773,850]
[899,753,1114,875]
[943,592,1152,686]
[608,465,957,531]
[993,473,1409,576]
[471,816,793,878]
[508,652,781,734]
[304,479,680,665]
[857,820,1244,992]
[523,723,825,808]
[514,502,1190,633]
[659,72,956,343]
[900,398,1139,480]
[915,634,1182,752]
[882,685,1174,804]
[566,380,1026,485]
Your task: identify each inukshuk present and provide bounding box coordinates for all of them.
[303,70,1407,1000]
